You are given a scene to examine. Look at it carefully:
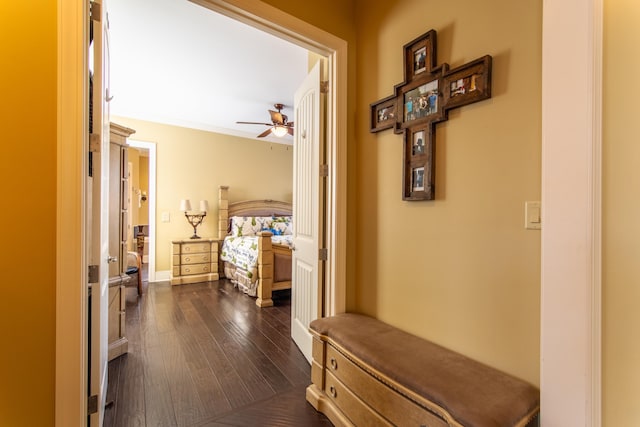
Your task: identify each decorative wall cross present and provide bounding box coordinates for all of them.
[370,30,492,200]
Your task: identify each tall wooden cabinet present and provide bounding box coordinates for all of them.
[108,122,135,360]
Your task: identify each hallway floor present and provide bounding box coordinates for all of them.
[103,278,331,427]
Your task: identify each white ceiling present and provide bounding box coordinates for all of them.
[108,0,309,144]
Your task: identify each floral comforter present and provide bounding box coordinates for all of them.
[220,234,293,295]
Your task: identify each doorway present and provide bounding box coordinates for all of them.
[127,140,157,283]
[56,1,347,424]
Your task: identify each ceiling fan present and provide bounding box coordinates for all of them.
[236,103,294,138]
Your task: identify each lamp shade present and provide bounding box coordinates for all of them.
[271,125,288,137]
[199,200,209,213]
[179,199,192,212]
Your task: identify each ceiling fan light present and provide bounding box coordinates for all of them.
[271,125,288,137]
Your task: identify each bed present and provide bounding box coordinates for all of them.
[218,185,293,307]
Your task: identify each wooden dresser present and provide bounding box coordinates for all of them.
[171,238,219,285]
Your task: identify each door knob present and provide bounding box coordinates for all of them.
[108,256,118,263]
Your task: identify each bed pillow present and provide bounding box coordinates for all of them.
[230,216,273,236]
[270,216,293,235]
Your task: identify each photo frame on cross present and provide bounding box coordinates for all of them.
[370,94,397,133]
[404,29,437,83]
[403,125,434,201]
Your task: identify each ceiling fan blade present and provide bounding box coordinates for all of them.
[257,128,273,138]
[287,126,294,136]
[237,121,272,126]
[269,110,284,125]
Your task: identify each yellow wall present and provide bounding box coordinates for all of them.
[138,155,150,225]
[603,0,640,424]
[128,146,141,244]
[112,116,293,271]
[354,0,542,385]
[127,146,150,241]
[0,2,56,426]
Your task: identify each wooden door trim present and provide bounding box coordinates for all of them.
[56,0,88,424]
[188,0,348,316]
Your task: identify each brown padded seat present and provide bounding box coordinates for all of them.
[310,313,540,427]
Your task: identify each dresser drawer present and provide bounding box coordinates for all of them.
[180,242,210,253]
[326,344,448,427]
[180,263,211,276]
[181,253,211,265]
[325,371,392,426]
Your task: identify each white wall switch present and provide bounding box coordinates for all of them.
[525,201,541,230]
[161,211,170,223]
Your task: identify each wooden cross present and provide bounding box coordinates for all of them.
[370,30,492,201]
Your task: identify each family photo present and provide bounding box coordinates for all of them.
[404,80,438,122]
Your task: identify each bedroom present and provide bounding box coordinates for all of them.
[107,0,310,286]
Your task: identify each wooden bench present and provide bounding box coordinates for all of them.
[306,313,540,427]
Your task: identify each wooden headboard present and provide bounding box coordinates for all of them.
[218,185,292,238]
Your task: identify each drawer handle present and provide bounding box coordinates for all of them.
[329,385,337,398]
[330,357,338,370]
[185,257,191,262]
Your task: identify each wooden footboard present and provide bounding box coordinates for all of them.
[218,185,293,308]
[255,232,292,307]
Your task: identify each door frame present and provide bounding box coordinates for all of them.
[540,0,602,424]
[56,0,347,424]
[57,0,88,425]
[189,0,348,317]
[127,140,158,283]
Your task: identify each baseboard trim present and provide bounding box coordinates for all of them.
[152,270,171,282]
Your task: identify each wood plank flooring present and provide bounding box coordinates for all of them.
[104,279,332,427]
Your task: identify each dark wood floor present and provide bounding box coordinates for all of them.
[104,277,332,427]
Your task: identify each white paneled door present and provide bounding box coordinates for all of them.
[291,62,324,363]
[89,0,110,425]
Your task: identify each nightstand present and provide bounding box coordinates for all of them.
[170,238,219,285]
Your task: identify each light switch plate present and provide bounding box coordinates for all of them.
[525,201,541,230]
[161,211,170,223]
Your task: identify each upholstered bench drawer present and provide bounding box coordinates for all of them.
[326,344,449,427]
[180,263,211,276]
[307,313,540,427]
[181,253,211,265]
[325,371,392,426]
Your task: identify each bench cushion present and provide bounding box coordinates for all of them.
[310,313,539,427]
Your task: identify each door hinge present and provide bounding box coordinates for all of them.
[320,164,329,177]
[321,81,329,94]
[319,248,328,261]
[88,265,99,283]
[89,133,101,152]
[87,394,98,415]
[90,2,101,22]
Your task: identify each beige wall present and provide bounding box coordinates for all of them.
[113,116,293,271]
[0,3,56,426]
[603,0,640,424]
[126,147,150,248]
[354,0,542,385]
[128,146,141,243]
[138,155,150,225]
